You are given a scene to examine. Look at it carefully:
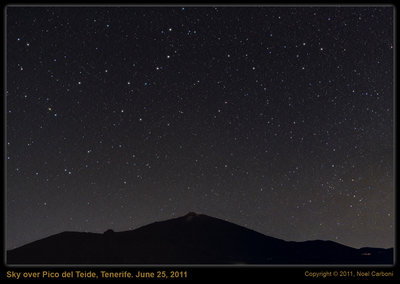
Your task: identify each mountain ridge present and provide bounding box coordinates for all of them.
[7,212,393,265]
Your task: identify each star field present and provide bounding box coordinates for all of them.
[6,6,394,250]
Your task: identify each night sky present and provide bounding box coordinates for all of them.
[6,6,394,250]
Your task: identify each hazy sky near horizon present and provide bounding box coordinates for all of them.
[7,6,393,250]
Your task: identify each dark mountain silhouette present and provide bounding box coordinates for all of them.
[7,212,393,264]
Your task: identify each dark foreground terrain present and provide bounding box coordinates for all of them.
[7,212,393,264]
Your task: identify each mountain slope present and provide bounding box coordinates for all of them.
[7,212,393,264]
